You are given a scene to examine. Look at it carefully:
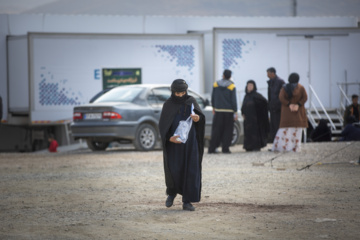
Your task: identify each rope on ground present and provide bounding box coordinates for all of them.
[267,152,289,168]
[296,142,355,171]
[253,152,289,168]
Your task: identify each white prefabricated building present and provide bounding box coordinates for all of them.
[0,14,358,151]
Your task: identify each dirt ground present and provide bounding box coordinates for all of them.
[0,141,360,240]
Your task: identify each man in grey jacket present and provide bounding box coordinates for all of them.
[208,69,238,154]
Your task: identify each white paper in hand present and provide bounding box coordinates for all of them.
[173,104,195,143]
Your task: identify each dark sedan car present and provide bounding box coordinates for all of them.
[70,84,243,151]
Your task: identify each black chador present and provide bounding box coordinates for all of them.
[159,86,205,204]
[241,80,269,151]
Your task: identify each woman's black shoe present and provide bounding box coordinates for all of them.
[182,202,195,211]
[165,194,176,208]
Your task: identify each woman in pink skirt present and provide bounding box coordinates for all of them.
[272,73,308,152]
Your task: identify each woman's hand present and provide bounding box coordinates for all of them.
[169,135,182,144]
[191,114,200,122]
[289,104,299,112]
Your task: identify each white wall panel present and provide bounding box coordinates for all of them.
[214,28,360,109]
[7,36,28,112]
[214,30,288,105]
[145,16,358,34]
[28,33,204,122]
[43,15,145,33]
[7,14,44,35]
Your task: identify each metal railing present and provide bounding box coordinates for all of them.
[337,83,352,113]
[337,82,360,114]
[308,85,336,130]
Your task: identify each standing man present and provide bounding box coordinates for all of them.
[343,94,359,127]
[208,69,238,154]
[267,67,285,143]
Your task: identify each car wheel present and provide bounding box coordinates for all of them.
[86,140,109,151]
[134,123,157,151]
[231,124,240,146]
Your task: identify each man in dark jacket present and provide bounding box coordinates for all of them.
[208,69,238,154]
[343,94,359,127]
[267,67,285,143]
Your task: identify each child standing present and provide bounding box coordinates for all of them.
[48,134,58,152]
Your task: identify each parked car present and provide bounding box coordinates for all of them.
[70,84,243,151]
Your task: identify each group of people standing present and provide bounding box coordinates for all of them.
[209,67,308,153]
[158,70,359,212]
[158,68,309,211]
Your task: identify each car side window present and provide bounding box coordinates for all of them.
[188,90,205,108]
[147,87,171,107]
[147,94,158,105]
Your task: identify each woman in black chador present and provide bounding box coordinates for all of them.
[310,119,332,142]
[241,80,269,151]
[159,79,205,211]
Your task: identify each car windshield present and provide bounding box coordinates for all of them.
[94,86,144,103]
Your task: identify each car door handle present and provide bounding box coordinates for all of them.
[154,110,160,113]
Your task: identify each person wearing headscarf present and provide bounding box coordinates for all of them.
[310,119,332,142]
[241,80,269,151]
[158,79,205,211]
[272,73,308,152]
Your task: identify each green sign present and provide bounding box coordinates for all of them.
[102,68,142,89]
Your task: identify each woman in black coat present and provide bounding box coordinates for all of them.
[311,119,332,142]
[241,80,269,151]
[159,79,205,211]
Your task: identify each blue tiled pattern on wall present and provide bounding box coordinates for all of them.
[222,38,251,70]
[38,78,82,106]
[154,45,195,72]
